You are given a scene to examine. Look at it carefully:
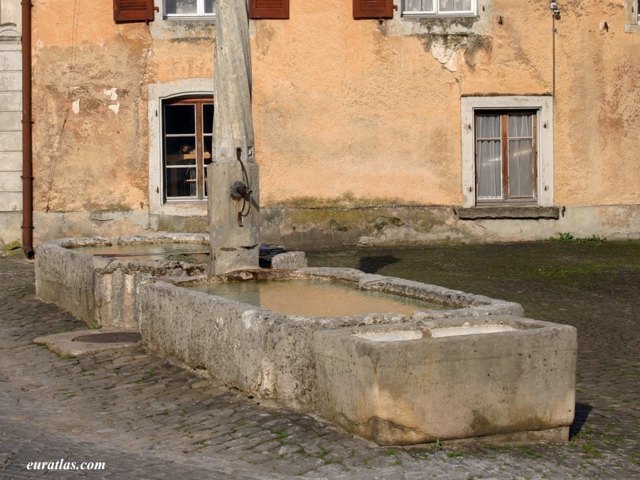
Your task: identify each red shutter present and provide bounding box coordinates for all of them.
[353,0,393,20]
[249,0,289,20]
[114,0,155,23]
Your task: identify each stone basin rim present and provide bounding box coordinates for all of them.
[171,268,511,320]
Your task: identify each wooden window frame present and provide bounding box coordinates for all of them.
[162,97,213,202]
[474,110,538,205]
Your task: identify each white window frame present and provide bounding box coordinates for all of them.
[403,0,477,18]
[461,96,554,209]
[624,0,640,32]
[164,0,215,19]
[148,79,214,217]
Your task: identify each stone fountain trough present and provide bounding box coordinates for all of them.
[315,317,576,445]
[34,234,576,445]
[36,233,210,329]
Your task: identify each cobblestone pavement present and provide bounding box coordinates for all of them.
[1,251,639,479]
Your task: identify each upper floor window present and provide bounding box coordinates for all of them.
[165,0,215,18]
[403,0,476,16]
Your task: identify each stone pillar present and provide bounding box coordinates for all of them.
[208,0,260,275]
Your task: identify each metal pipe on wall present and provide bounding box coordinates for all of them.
[21,0,34,259]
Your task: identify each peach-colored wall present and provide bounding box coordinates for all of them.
[254,1,555,206]
[30,0,640,239]
[554,1,640,206]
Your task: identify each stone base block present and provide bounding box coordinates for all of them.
[314,317,577,445]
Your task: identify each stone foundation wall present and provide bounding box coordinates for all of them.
[31,203,640,249]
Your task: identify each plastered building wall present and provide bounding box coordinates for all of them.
[0,0,22,247]
[28,0,640,246]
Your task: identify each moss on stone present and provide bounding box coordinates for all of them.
[3,240,21,251]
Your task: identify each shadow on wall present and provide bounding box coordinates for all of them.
[358,255,400,274]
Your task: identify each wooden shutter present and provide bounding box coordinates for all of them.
[249,0,290,20]
[114,0,155,23]
[353,0,393,20]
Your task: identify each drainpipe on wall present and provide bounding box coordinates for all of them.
[21,0,34,259]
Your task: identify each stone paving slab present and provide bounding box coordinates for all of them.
[1,256,639,479]
[33,328,141,357]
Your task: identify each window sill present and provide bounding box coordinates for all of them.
[150,201,207,217]
[456,206,560,220]
[164,15,215,21]
[402,13,477,19]
[625,24,640,33]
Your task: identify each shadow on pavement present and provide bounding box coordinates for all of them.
[358,255,400,274]
[570,402,592,438]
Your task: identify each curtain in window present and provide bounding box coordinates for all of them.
[476,114,501,199]
[508,114,534,198]
[166,0,196,14]
[405,0,434,12]
[439,0,472,12]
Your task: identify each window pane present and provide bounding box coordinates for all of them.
[204,0,215,14]
[203,104,214,134]
[439,0,472,12]
[508,139,534,198]
[405,0,434,12]
[166,168,197,198]
[165,137,196,165]
[165,0,197,14]
[476,114,502,200]
[204,163,209,197]
[476,114,500,139]
[203,136,212,165]
[164,104,195,134]
[508,114,533,138]
[476,140,502,199]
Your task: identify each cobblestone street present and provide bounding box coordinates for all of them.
[1,243,639,479]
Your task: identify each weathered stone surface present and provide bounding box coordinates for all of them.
[33,327,141,357]
[314,317,577,445]
[35,233,209,327]
[208,162,260,274]
[136,266,527,417]
[137,275,412,412]
[456,206,561,220]
[209,0,260,274]
[36,243,105,326]
[270,251,307,270]
[0,169,20,191]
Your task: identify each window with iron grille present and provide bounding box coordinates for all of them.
[162,97,213,201]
